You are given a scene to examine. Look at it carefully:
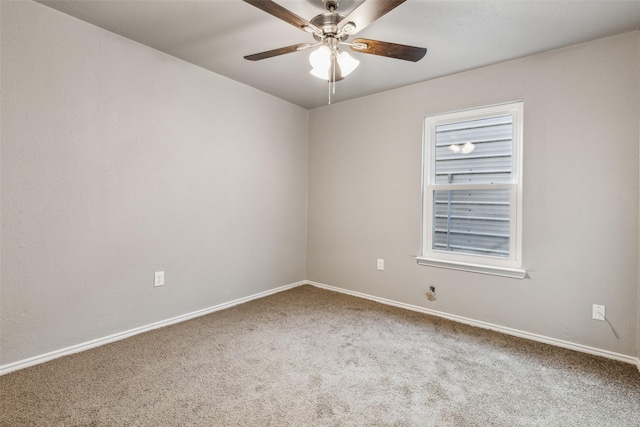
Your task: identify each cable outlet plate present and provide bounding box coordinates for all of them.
[155,271,165,287]
[592,304,605,321]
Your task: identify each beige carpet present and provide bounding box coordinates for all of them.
[1,285,639,426]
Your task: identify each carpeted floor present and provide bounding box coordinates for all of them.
[1,285,639,426]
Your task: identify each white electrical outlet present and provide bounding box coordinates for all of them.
[377,259,384,271]
[154,271,165,287]
[592,304,605,321]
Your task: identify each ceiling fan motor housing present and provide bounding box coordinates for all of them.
[310,13,348,41]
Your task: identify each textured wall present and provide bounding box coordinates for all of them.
[308,32,640,357]
[1,1,308,365]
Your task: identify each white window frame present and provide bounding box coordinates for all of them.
[417,102,525,279]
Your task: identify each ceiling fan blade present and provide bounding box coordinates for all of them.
[244,43,312,61]
[243,0,321,34]
[350,38,427,62]
[338,0,406,35]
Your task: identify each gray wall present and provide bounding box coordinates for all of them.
[308,32,640,357]
[1,1,308,365]
[2,1,639,368]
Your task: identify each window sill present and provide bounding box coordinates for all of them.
[415,257,527,279]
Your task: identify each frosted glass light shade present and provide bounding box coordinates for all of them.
[309,46,332,70]
[310,66,330,80]
[336,51,359,77]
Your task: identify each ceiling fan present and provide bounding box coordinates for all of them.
[243,0,427,85]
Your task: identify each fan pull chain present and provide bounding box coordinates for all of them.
[328,52,338,104]
[327,53,334,105]
[332,54,336,95]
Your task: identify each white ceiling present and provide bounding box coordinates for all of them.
[38,0,640,110]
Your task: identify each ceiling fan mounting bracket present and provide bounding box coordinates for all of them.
[322,0,341,12]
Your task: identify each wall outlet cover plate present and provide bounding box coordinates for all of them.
[155,271,165,287]
[592,304,605,320]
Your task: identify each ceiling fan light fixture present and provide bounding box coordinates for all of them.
[309,45,359,81]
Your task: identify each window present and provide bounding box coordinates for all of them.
[417,102,525,278]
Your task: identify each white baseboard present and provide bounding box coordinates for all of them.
[0,281,305,376]
[3,280,639,375]
[307,281,640,370]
